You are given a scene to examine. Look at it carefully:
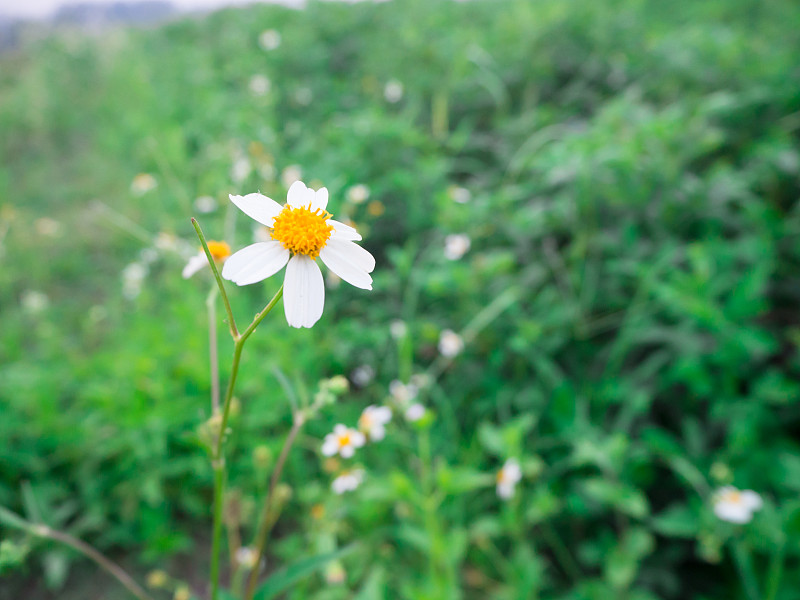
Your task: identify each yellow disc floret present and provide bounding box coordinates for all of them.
[271,204,333,258]
[207,240,231,262]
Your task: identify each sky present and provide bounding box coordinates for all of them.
[1,0,304,20]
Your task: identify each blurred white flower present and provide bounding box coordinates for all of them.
[154,231,179,252]
[280,164,303,188]
[384,79,404,103]
[444,233,471,260]
[497,458,522,500]
[194,196,217,214]
[34,218,62,237]
[231,156,253,184]
[448,185,471,204]
[20,290,49,315]
[139,248,158,265]
[438,329,464,358]
[713,486,763,524]
[122,262,148,299]
[130,173,157,196]
[235,547,258,569]
[331,469,365,494]
[390,319,407,340]
[183,240,231,279]
[222,181,375,328]
[404,403,425,422]
[321,424,366,459]
[293,86,313,106]
[351,364,375,388]
[389,380,418,404]
[358,405,392,441]
[346,184,370,205]
[258,29,281,51]
[249,74,271,96]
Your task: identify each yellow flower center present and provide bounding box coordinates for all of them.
[337,433,352,448]
[358,414,372,430]
[723,490,742,504]
[271,204,333,258]
[496,469,507,484]
[207,240,231,262]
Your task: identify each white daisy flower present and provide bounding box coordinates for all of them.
[346,184,370,205]
[231,156,252,184]
[438,329,464,357]
[183,240,231,279]
[194,195,217,214]
[448,185,471,204]
[130,173,157,196]
[249,74,271,96]
[235,546,258,569]
[496,458,522,500]
[444,233,471,260]
[122,262,148,299]
[389,380,418,404]
[390,319,407,339]
[321,424,366,459]
[712,486,763,524]
[280,165,303,188]
[331,468,365,494]
[258,29,281,51]
[358,405,392,441]
[384,79,404,103]
[20,290,49,315]
[404,403,425,422]
[222,181,375,328]
[351,365,375,388]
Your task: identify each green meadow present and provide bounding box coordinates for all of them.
[1,0,800,598]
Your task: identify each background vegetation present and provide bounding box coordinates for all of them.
[1,0,800,598]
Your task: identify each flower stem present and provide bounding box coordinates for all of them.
[0,507,154,600]
[209,285,284,600]
[765,536,785,600]
[244,415,304,600]
[732,539,760,600]
[191,217,238,339]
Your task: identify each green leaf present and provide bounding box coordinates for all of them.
[253,546,357,600]
[650,504,699,538]
[583,478,650,519]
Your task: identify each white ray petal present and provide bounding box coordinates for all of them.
[229,193,283,226]
[283,255,325,328]
[182,252,208,279]
[287,180,314,209]
[222,242,289,285]
[319,239,375,290]
[328,219,362,241]
[312,187,329,212]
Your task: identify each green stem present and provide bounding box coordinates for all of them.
[209,285,284,600]
[0,507,154,600]
[732,539,760,600]
[541,521,582,582]
[765,536,785,600]
[192,218,239,339]
[244,416,304,600]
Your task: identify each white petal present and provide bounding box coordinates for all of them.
[503,459,522,483]
[497,483,515,500]
[319,240,375,290]
[333,424,348,435]
[222,242,289,286]
[321,438,338,457]
[312,187,329,211]
[332,477,349,494]
[340,445,354,459]
[369,425,386,441]
[328,219,362,241]
[351,431,366,447]
[741,491,763,511]
[714,502,752,524]
[374,406,392,424]
[283,255,324,328]
[287,180,313,209]
[229,193,283,227]
[182,252,208,279]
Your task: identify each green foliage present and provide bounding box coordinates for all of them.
[1,0,800,598]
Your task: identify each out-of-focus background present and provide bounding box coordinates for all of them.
[2,0,800,598]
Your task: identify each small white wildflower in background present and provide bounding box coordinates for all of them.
[331,469,365,494]
[194,196,217,214]
[405,403,425,422]
[235,547,258,569]
[448,185,471,204]
[20,290,49,315]
[444,233,471,260]
[122,262,148,299]
[389,380,418,404]
[154,231,179,252]
[346,184,370,205]
[222,181,375,328]
[324,561,346,584]
[713,486,763,524]
[258,28,281,51]
[231,156,252,184]
[438,329,464,358]
[293,86,313,106]
[130,173,157,196]
[321,424,366,459]
[384,79,404,103]
[358,405,392,441]
[280,165,303,188]
[390,319,407,339]
[183,240,231,279]
[410,373,431,391]
[351,365,375,388]
[249,74,271,96]
[139,248,158,265]
[34,218,62,237]
[496,458,522,500]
